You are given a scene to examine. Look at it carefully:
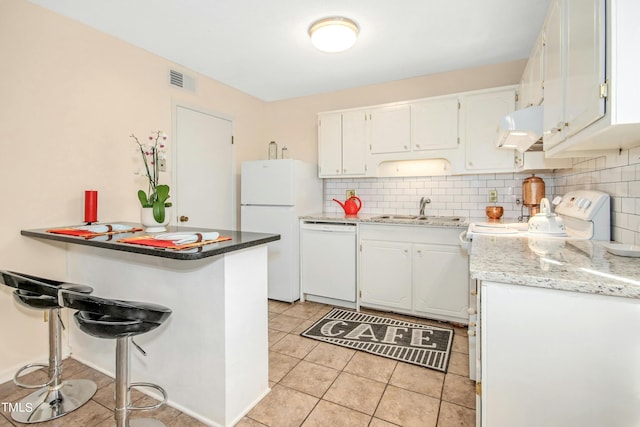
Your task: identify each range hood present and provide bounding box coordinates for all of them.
[496,105,543,152]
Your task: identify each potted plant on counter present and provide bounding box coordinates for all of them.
[131,130,172,232]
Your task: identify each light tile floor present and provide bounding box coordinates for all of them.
[0,300,475,427]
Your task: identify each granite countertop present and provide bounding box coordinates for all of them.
[22,222,280,261]
[300,213,469,228]
[470,234,640,299]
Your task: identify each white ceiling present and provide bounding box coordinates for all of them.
[29,0,551,102]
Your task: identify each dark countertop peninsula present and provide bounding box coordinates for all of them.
[22,222,280,261]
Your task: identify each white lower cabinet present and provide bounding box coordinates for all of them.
[358,224,469,323]
[480,281,640,427]
[413,243,469,320]
[359,240,412,310]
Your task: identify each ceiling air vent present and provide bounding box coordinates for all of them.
[169,69,195,92]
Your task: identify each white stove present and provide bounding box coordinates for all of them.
[465,190,611,241]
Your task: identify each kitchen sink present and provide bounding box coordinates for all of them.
[374,214,422,220]
[372,215,462,222]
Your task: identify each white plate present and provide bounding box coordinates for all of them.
[154,232,220,244]
[605,243,640,258]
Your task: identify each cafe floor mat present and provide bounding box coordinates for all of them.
[301,308,453,372]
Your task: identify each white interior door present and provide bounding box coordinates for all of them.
[174,105,234,229]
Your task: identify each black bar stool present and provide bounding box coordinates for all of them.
[60,290,172,427]
[0,271,98,423]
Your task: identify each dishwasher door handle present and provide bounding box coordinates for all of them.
[300,223,356,233]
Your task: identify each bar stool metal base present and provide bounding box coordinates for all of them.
[11,379,97,424]
[113,418,166,427]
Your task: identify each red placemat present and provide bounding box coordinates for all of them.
[47,227,143,238]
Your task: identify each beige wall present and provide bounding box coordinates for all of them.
[0,0,265,377]
[262,59,526,164]
[0,0,525,377]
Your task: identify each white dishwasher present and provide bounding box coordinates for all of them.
[300,220,357,308]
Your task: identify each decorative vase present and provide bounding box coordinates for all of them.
[140,207,171,232]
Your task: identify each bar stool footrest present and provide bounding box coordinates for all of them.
[13,363,53,389]
[128,382,168,411]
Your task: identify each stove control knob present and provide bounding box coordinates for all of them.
[582,199,592,210]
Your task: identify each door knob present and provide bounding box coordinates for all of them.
[179,215,189,222]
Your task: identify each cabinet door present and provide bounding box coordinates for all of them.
[341,110,367,176]
[460,88,516,172]
[318,113,342,177]
[564,0,605,138]
[411,97,459,150]
[543,0,565,149]
[413,243,469,322]
[359,240,412,310]
[531,35,545,107]
[369,104,411,154]
[481,281,640,426]
[521,34,544,108]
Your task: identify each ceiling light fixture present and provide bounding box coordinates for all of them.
[308,17,359,53]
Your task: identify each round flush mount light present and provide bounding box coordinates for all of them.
[308,17,359,53]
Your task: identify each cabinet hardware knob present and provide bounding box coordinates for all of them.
[468,330,476,336]
[179,215,189,222]
[470,290,477,295]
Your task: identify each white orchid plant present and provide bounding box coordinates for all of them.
[131,130,171,223]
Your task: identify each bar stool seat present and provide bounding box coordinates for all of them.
[0,271,98,424]
[60,291,172,427]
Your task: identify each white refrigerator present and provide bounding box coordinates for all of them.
[241,160,323,302]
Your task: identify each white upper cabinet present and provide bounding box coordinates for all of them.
[318,112,342,177]
[543,0,565,148]
[544,0,606,151]
[341,111,367,176]
[368,104,411,154]
[318,111,367,177]
[460,87,517,172]
[544,0,640,156]
[411,96,459,151]
[317,86,518,177]
[564,0,606,138]
[519,31,545,108]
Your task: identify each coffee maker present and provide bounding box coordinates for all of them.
[521,174,545,220]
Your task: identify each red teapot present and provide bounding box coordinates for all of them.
[333,196,362,216]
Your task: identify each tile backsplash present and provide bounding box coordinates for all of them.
[324,173,556,221]
[555,147,640,245]
[323,146,640,244]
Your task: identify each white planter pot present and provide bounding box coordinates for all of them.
[140,207,171,232]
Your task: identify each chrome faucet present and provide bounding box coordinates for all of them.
[419,197,431,216]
